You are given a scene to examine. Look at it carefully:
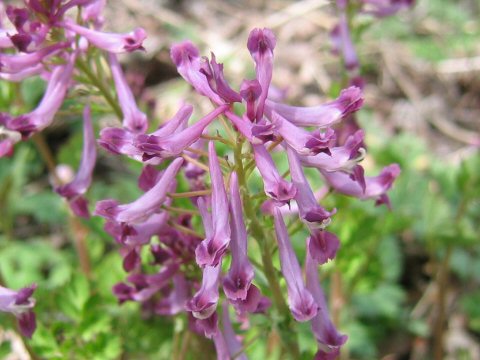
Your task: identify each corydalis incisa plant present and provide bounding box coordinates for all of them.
[0,1,400,357]
[97,26,400,359]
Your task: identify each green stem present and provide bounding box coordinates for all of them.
[76,57,123,119]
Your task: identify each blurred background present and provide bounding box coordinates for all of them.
[0,1,479,359]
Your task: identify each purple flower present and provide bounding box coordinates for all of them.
[5,52,75,137]
[108,53,148,133]
[186,264,221,320]
[195,142,231,267]
[273,208,318,322]
[98,104,193,161]
[223,172,255,301]
[170,41,224,105]
[200,53,242,103]
[253,143,296,204]
[55,106,96,218]
[63,19,146,53]
[299,130,365,173]
[95,157,183,224]
[247,28,276,121]
[320,163,401,206]
[265,86,363,128]
[307,230,340,265]
[286,146,336,226]
[306,253,347,356]
[0,284,37,338]
[331,12,359,71]
[105,211,169,249]
[135,105,228,161]
[0,42,67,73]
[271,111,337,156]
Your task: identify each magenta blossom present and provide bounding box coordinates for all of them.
[273,208,318,322]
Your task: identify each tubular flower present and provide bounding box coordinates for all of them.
[320,163,401,207]
[195,142,231,267]
[55,106,97,218]
[306,253,347,357]
[98,104,193,160]
[170,41,224,105]
[331,12,359,71]
[108,53,148,133]
[273,208,318,322]
[95,157,183,224]
[0,42,67,74]
[63,18,146,53]
[264,86,363,128]
[253,143,296,204]
[271,111,337,156]
[286,146,336,227]
[247,28,276,121]
[5,51,75,137]
[299,129,365,173]
[186,264,221,320]
[223,172,255,301]
[136,105,229,161]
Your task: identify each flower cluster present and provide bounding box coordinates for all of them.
[0,1,402,358]
[95,27,399,359]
